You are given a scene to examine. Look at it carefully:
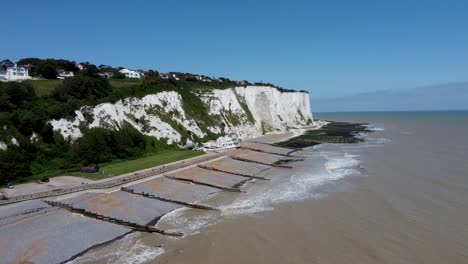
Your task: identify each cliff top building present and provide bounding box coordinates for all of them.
[0,60,30,81]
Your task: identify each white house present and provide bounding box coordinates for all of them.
[98,72,114,78]
[0,61,30,81]
[57,70,74,79]
[76,63,86,71]
[119,68,141,79]
[203,133,240,150]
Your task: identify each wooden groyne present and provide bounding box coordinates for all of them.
[244,140,302,155]
[121,187,219,211]
[164,175,243,192]
[241,146,293,157]
[0,207,59,227]
[240,142,308,159]
[197,164,270,180]
[230,156,293,168]
[242,146,306,159]
[43,200,183,237]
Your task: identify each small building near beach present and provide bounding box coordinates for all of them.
[203,133,240,149]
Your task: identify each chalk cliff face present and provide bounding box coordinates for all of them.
[235,86,313,131]
[50,86,313,144]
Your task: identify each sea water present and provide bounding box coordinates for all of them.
[72,111,468,264]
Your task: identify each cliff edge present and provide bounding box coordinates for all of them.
[51,86,313,144]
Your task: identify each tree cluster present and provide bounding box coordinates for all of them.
[73,124,146,165]
[52,68,112,101]
[0,76,146,185]
[17,58,80,79]
[0,62,286,185]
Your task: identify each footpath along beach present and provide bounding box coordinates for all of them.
[0,126,326,264]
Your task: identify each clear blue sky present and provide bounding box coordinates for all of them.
[2,0,468,98]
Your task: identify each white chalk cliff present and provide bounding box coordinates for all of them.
[50,86,313,144]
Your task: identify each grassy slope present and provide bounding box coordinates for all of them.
[26,149,203,182]
[109,78,143,88]
[67,150,203,180]
[25,79,143,96]
[24,79,63,96]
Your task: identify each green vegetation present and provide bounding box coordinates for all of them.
[73,124,147,165]
[0,57,306,186]
[53,72,112,101]
[67,150,203,180]
[276,122,370,148]
[261,121,274,134]
[0,69,226,185]
[235,93,255,124]
[109,78,142,88]
[24,78,143,97]
[17,58,79,79]
[253,82,306,93]
[223,110,242,126]
[0,72,190,185]
[24,79,63,96]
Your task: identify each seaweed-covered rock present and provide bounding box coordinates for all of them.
[277,121,371,148]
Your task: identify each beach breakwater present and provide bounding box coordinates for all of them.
[0,143,301,264]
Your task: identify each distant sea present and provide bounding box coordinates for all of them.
[72,111,468,264]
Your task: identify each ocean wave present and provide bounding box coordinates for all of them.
[158,207,219,236]
[158,143,370,239]
[355,131,390,145]
[221,148,363,216]
[119,244,165,264]
[70,233,165,264]
[365,123,385,131]
[158,156,353,235]
[220,179,326,216]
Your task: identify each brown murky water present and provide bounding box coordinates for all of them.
[72,111,468,264]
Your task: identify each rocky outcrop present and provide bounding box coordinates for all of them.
[50,86,313,144]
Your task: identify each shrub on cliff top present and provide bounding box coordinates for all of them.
[52,74,111,101]
[0,82,36,111]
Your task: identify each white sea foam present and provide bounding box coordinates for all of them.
[118,243,165,264]
[219,177,325,216]
[69,233,165,264]
[355,134,391,145]
[158,147,364,228]
[136,132,376,251]
[365,123,385,131]
[158,207,219,236]
[345,153,361,158]
[221,147,363,216]
[74,140,373,264]
[355,126,390,145]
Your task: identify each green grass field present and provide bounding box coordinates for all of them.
[24,79,63,96]
[109,78,143,88]
[66,150,204,180]
[24,78,143,97]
